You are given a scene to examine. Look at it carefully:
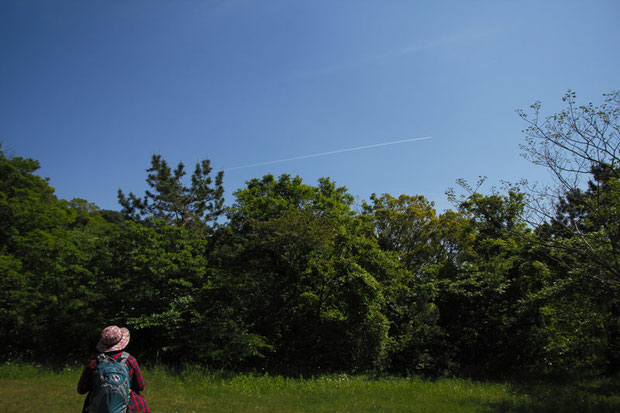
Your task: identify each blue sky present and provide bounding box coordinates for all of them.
[1,1,618,213]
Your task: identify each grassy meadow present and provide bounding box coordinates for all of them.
[0,363,618,412]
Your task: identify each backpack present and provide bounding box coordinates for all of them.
[89,352,131,413]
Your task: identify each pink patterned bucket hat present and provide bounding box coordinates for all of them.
[96,325,130,353]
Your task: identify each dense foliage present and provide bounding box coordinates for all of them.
[1,91,618,377]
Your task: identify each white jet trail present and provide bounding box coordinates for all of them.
[224,136,432,171]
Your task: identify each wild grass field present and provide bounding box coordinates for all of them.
[0,363,618,412]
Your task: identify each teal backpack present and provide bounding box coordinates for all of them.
[90,352,131,413]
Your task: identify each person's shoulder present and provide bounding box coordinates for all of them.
[124,352,139,364]
[111,351,137,363]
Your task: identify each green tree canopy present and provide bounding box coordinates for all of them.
[219,174,394,372]
[118,154,224,231]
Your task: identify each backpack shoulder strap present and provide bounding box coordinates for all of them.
[118,351,130,364]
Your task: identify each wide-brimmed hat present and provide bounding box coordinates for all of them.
[96,325,130,353]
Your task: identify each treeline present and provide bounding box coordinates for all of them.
[1,91,618,377]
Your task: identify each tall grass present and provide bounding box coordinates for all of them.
[0,363,618,412]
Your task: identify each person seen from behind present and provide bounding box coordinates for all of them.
[77,325,150,413]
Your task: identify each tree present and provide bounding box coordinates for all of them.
[228,174,354,229]
[436,190,545,375]
[0,146,116,359]
[518,90,620,373]
[519,90,618,194]
[363,194,441,273]
[118,154,224,231]
[220,174,392,373]
[517,90,619,291]
[362,194,452,375]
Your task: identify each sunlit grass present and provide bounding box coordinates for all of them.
[0,363,618,412]
[144,367,515,412]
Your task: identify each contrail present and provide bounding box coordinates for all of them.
[224,136,432,171]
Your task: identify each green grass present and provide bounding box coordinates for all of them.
[0,363,618,412]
